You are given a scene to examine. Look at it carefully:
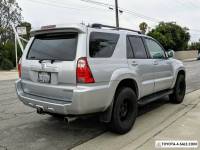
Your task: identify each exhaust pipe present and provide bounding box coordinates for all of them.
[36,106,45,115]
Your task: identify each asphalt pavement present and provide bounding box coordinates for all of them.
[0,60,200,150]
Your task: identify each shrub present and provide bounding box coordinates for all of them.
[0,58,14,70]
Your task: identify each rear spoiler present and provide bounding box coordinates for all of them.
[31,24,87,36]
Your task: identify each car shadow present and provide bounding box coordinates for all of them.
[1,97,170,150]
[50,96,169,129]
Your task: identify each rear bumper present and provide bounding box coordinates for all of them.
[15,79,111,115]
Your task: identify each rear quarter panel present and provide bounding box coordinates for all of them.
[169,58,186,88]
[86,30,141,110]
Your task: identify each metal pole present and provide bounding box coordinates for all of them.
[15,35,18,70]
[19,36,28,42]
[11,22,24,52]
[115,0,119,28]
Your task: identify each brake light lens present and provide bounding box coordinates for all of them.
[18,62,21,78]
[76,57,95,83]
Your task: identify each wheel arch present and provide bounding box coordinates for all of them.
[100,78,139,123]
[114,78,139,99]
[177,70,186,78]
[172,69,186,88]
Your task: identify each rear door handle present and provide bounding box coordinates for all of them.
[132,61,138,66]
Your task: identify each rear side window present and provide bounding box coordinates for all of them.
[27,33,78,61]
[128,36,147,59]
[127,37,134,59]
[89,32,119,58]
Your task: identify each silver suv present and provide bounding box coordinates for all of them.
[16,23,186,134]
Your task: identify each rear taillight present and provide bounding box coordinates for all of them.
[76,57,95,83]
[18,62,21,78]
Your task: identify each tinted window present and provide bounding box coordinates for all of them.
[27,33,78,61]
[127,37,134,58]
[145,39,166,59]
[129,36,147,59]
[89,32,119,58]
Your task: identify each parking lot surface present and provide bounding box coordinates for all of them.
[0,60,200,150]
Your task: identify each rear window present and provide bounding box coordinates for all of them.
[126,37,134,59]
[27,33,78,61]
[89,32,119,58]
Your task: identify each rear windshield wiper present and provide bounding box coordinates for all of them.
[38,59,46,63]
[50,59,62,64]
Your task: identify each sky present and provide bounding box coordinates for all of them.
[17,0,200,42]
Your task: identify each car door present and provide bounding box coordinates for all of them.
[144,38,173,92]
[127,35,155,98]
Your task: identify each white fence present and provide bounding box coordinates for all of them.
[175,50,198,60]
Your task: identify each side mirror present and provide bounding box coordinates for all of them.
[167,49,175,58]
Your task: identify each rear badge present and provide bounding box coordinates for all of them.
[41,63,47,71]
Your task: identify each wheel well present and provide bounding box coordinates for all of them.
[177,70,185,78]
[115,79,138,98]
[99,79,138,123]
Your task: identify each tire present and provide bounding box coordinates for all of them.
[109,87,138,134]
[169,74,186,104]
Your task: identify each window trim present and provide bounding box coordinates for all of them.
[144,37,167,59]
[126,35,149,59]
[89,31,120,58]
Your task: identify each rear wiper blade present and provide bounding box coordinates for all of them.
[50,59,56,64]
[50,59,62,64]
[38,59,45,63]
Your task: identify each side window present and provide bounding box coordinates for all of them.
[145,39,166,59]
[128,36,147,59]
[126,37,134,59]
[89,32,119,58]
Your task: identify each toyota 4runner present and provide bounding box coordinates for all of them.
[15,23,186,134]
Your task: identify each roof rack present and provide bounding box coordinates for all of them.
[91,23,142,34]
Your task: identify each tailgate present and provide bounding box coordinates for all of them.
[21,32,80,101]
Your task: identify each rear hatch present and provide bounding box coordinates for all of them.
[21,32,80,102]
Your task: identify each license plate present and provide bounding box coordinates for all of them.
[38,72,51,83]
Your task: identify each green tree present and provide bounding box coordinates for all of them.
[0,0,22,44]
[147,22,190,51]
[139,22,148,34]
[0,0,23,70]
